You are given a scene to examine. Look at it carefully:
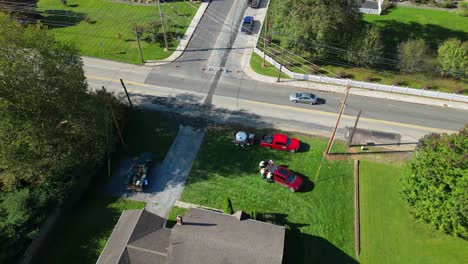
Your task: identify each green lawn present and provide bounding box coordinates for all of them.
[359,160,468,264]
[255,4,468,93]
[364,7,468,50]
[38,110,179,264]
[37,0,199,64]
[180,128,357,263]
[250,53,289,79]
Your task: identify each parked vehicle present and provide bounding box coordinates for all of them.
[289,92,318,105]
[127,152,153,192]
[270,165,303,192]
[233,131,255,147]
[259,133,300,152]
[241,16,254,34]
[249,0,261,8]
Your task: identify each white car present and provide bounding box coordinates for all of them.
[289,92,317,105]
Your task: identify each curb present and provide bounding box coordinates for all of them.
[144,0,210,67]
[243,50,468,111]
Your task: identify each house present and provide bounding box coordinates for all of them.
[97,208,286,264]
[358,0,384,15]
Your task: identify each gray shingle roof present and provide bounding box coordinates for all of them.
[96,209,168,264]
[167,208,285,264]
[98,208,285,264]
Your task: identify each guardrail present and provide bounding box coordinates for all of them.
[253,48,468,103]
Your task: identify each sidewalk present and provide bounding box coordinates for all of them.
[240,2,468,111]
[144,0,210,67]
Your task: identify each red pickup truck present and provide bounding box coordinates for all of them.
[259,133,300,152]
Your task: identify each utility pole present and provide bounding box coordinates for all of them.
[120,79,134,110]
[277,49,285,82]
[262,13,268,68]
[158,0,169,51]
[103,86,126,148]
[324,85,351,156]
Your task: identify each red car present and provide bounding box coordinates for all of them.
[260,134,300,152]
[272,165,303,192]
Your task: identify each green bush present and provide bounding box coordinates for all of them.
[402,126,468,239]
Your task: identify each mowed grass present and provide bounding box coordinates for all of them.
[39,111,179,264]
[359,160,468,264]
[364,6,468,50]
[37,0,199,64]
[180,129,357,263]
[250,53,289,79]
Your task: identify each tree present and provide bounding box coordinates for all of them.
[398,39,434,73]
[401,126,468,239]
[437,38,468,78]
[0,0,41,21]
[271,0,361,60]
[345,26,384,67]
[0,13,120,262]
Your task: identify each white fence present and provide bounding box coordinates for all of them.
[359,8,380,15]
[253,48,468,103]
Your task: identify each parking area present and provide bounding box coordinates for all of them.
[106,125,205,217]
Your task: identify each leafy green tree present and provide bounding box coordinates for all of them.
[398,39,434,73]
[345,26,384,67]
[271,0,361,59]
[0,12,120,262]
[437,38,468,78]
[402,126,468,239]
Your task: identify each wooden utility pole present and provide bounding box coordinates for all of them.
[324,85,351,156]
[158,0,169,51]
[262,14,268,68]
[277,49,285,82]
[120,79,134,110]
[103,86,126,147]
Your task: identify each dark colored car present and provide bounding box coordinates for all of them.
[260,133,300,152]
[249,0,261,8]
[271,165,303,192]
[127,152,153,192]
[241,16,254,34]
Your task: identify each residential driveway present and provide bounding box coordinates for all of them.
[107,125,205,217]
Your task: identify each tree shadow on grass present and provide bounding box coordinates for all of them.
[367,20,468,53]
[41,9,86,28]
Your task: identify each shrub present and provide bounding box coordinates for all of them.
[249,210,258,220]
[363,75,374,82]
[422,82,435,90]
[392,78,406,86]
[84,16,94,24]
[437,38,468,78]
[402,126,468,239]
[223,197,234,214]
[398,39,434,73]
[381,0,395,13]
[337,71,348,78]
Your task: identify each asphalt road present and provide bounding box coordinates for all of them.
[84,0,467,140]
[142,0,466,131]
